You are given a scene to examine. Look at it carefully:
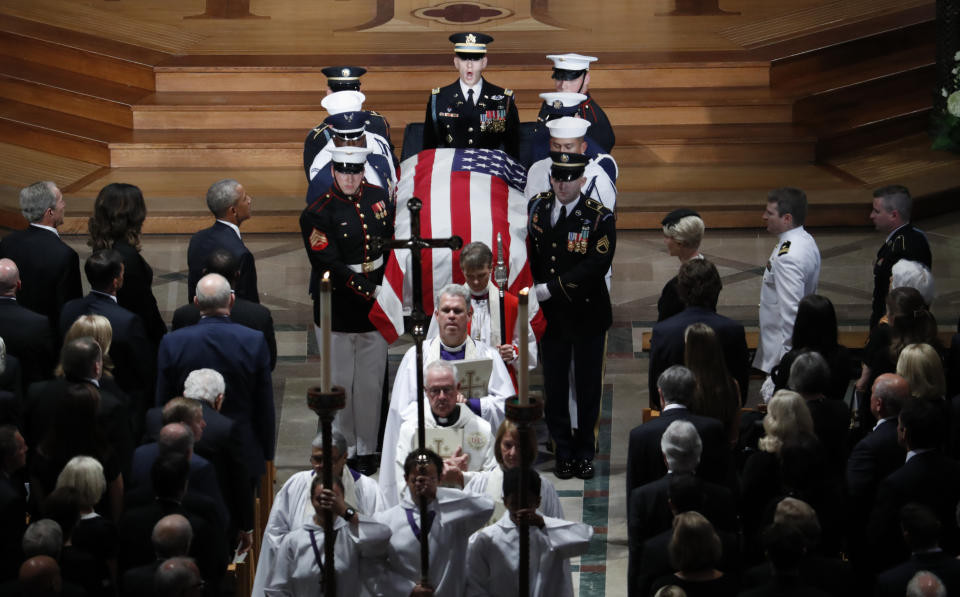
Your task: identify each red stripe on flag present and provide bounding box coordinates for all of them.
[488,175,510,270]
[413,149,437,315]
[448,170,472,286]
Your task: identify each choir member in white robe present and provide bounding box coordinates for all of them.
[379,284,514,506]
[367,449,495,597]
[253,431,384,596]
[465,468,593,597]
[265,474,391,597]
[463,419,563,526]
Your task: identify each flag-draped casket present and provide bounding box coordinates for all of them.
[370,148,534,343]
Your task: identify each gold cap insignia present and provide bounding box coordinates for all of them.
[341,68,350,77]
[466,33,477,44]
[552,100,563,109]
[561,153,570,163]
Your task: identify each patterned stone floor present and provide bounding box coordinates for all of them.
[48,208,960,596]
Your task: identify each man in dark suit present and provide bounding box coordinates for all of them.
[60,249,156,418]
[0,259,56,387]
[24,337,134,476]
[186,179,258,303]
[846,373,908,505]
[787,351,850,477]
[120,513,192,597]
[866,399,960,573]
[876,503,960,597]
[0,182,82,335]
[156,273,274,482]
[422,32,520,160]
[0,425,27,582]
[648,258,749,409]
[627,365,728,499]
[870,185,931,329]
[527,152,615,480]
[172,249,276,370]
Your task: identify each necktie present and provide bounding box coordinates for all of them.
[467,88,475,108]
[556,205,567,228]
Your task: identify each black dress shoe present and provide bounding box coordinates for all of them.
[575,459,595,480]
[554,458,575,480]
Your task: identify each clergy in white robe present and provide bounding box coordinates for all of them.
[379,284,514,506]
[253,432,385,596]
[367,449,494,597]
[264,474,391,597]
[465,468,593,597]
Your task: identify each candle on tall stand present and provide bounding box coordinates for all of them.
[321,271,332,393]
[518,288,529,405]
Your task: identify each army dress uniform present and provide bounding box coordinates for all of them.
[423,79,520,160]
[300,171,395,460]
[871,223,932,328]
[527,161,615,476]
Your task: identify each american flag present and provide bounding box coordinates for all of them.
[370,148,534,342]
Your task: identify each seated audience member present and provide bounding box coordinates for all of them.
[368,449,494,596]
[875,503,960,597]
[627,365,728,500]
[632,472,739,597]
[891,259,935,307]
[466,467,592,596]
[738,523,830,597]
[657,209,704,323]
[42,486,105,596]
[393,361,497,503]
[648,259,749,410]
[121,514,192,597]
[118,454,227,596]
[9,520,86,597]
[649,511,738,597]
[0,424,28,581]
[771,294,852,402]
[740,497,853,597]
[171,249,276,371]
[907,571,947,597]
[866,399,960,573]
[897,343,946,401]
[0,258,57,388]
[787,352,850,477]
[18,555,82,597]
[55,456,117,589]
[153,556,204,597]
[252,430,384,596]
[264,474,391,597]
[464,419,563,526]
[128,422,227,530]
[0,337,22,422]
[684,322,740,445]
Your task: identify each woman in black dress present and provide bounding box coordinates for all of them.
[657,209,705,322]
[649,511,739,597]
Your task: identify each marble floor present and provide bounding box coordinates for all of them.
[46,209,960,596]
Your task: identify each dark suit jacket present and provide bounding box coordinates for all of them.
[120,560,160,597]
[0,298,55,387]
[806,398,851,477]
[186,222,258,303]
[871,224,931,329]
[112,241,167,347]
[656,275,683,323]
[144,401,253,531]
[156,317,274,477]
[60,292,156,417]
[0,225,82,333]
[634,524,741,597]
[875,551,960,597]
[128,443,228,529]
[649,306,749,409]
[171,300,276,370]
[0,473,26,582]
[742,558,853,597]
[846,418,904,503]
[626,406,729,500]
[866,451,960,572]
[24,378,134,476]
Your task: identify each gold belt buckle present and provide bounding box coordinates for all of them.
[362,261,375,273]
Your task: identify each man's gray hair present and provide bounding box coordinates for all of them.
[182,368,225,405]
[657,365,696,407]
[660,420,702,473]
[788,351,831,396]
[158,423,194,457]
[906,571,946,597]
[19,182,59,224]
[206,179,242,218]
[22,520,63,559]
[311,430,347,458]
[152,514,193,559]
[891,260,935,306]
[436,283,470,308]
[154,557,201,597]
[196,273,232,311]
[874,184,912,222]
[425,359,458,380]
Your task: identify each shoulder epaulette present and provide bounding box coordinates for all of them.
[585,198,604,212]
[367,110,382,116]
[432,88,440,94]
[504,89,514,96]
[534,191,553,201]
[311,124,329,140]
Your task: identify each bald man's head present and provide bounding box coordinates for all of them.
[194,273,232,315]
[871,373,911,419]
[154,557,202,597]
[152,514,193,559]
[157,423,194,459]
[0,259,20,296]
[19,555,62,596]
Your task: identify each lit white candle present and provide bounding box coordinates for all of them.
[518,288,529,405]
[321,271,332,393]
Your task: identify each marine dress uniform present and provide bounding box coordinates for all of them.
[536,53,615,153]
[422,33,520,159]
[871,222,931,328]
[528,152,615,480]
[299,146,395,467]
[753,224,821,376]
